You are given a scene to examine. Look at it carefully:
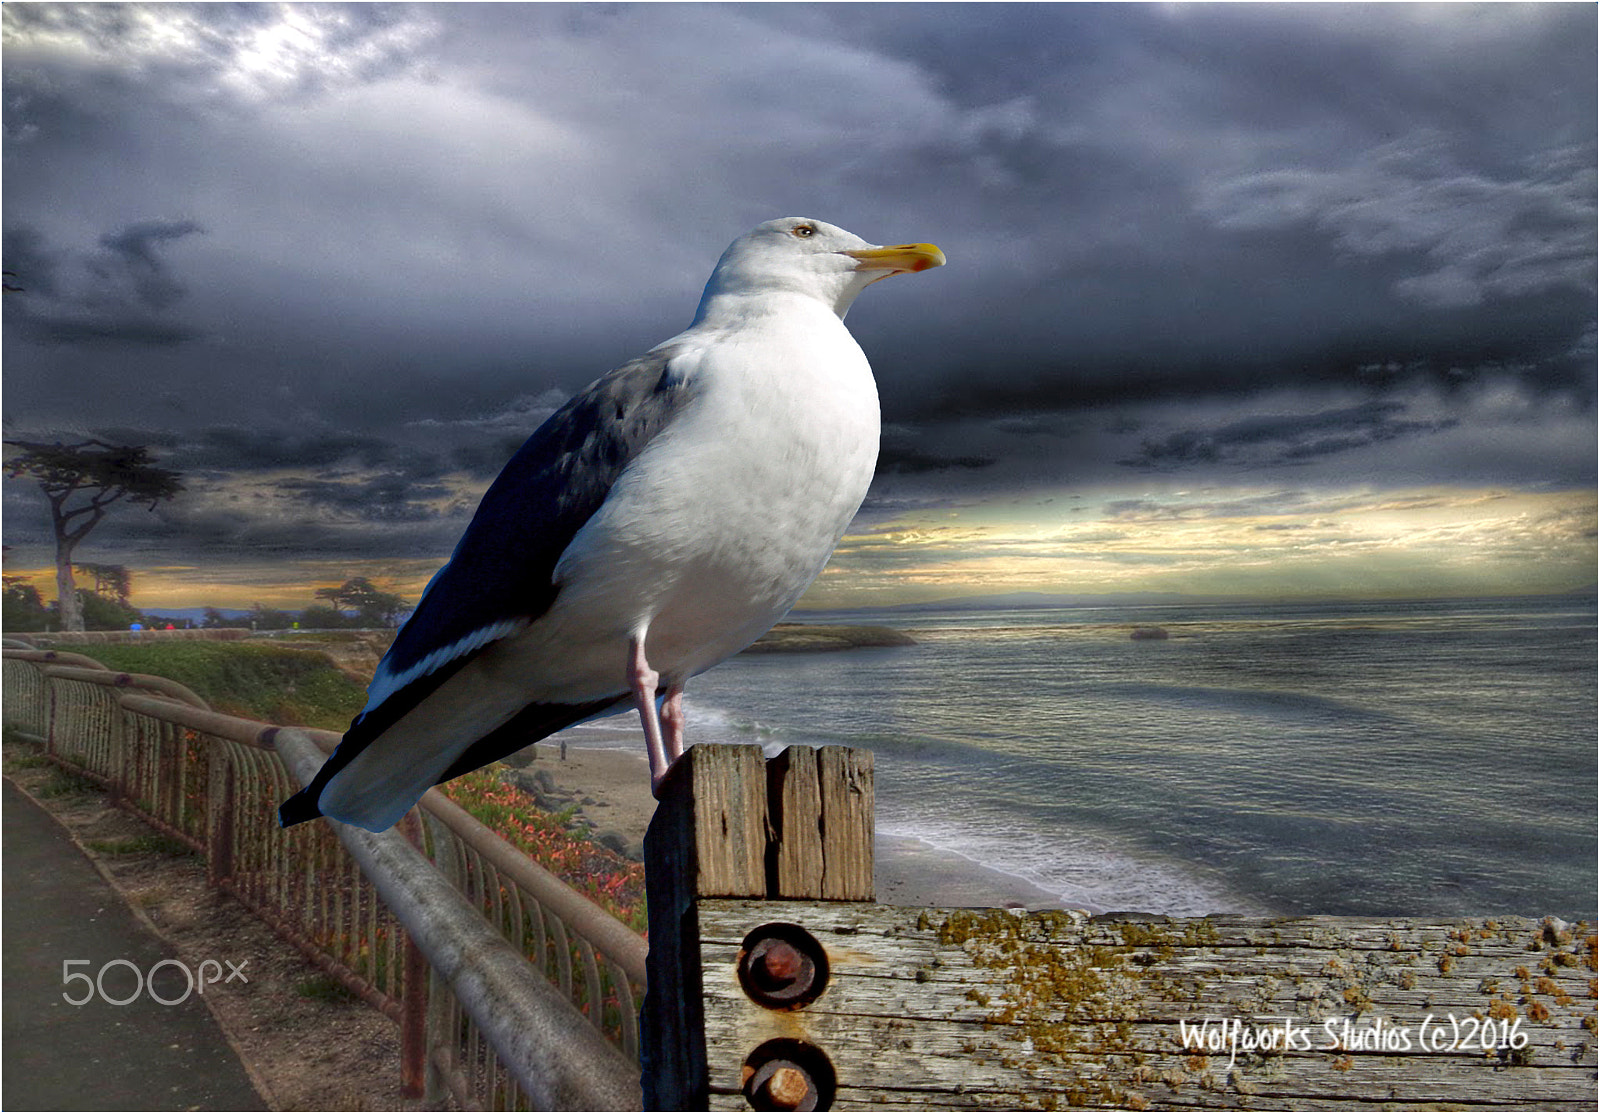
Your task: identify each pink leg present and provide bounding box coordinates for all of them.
[661,685,686,761]
[628,637,670,793]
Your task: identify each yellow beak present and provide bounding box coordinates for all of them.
[841,243,947,274]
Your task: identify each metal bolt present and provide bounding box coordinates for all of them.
[740,935,822,1007]
[746,1059,816,1111]
[752,940,803,990]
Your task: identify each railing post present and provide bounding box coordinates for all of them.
[640,744,873,1110]
[107,702,127,807]
[206,745,236,886]
[44,672,60,756]
[162,722,184,829]
[399,808,428,1100]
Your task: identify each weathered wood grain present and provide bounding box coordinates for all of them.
[768,746,824,897]
[699,899,1598,1110]
[768,746,874,901]
[813,747,873,902]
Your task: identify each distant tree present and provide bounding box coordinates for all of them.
[5,440,183,632]
[200,607,247,629]
[3,575,51,631]
[75,589,142,631]
[314,577,408,628]
[250,602,297,630]
[298,604,353,630]
[77,562,133,604]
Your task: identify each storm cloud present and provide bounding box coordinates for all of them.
[2,2,1592,603]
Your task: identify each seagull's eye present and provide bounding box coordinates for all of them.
[791,225,817,238]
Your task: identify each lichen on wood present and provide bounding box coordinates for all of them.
[697,901,1598,1110]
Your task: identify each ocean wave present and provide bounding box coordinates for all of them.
[875,808,1268,918]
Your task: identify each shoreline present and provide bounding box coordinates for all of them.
[506,737,1077,912]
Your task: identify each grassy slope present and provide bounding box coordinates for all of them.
[64,642,367,730]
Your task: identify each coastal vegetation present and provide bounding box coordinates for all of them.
[55,641,368,730]
[438,768,646,932]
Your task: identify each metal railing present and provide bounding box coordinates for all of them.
[2,650,645,1110]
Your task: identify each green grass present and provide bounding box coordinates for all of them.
[60,642,367,729]
[36,767,101,798]
[273,631,373,644]
[84,833,195,857]
[295,974,359,1003]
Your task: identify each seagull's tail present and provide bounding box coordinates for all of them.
[277,694,628,832]
[278,784,325,827]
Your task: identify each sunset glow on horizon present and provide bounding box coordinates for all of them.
[9,482,1591,616]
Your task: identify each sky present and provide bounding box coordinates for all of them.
[2,2,1595,612]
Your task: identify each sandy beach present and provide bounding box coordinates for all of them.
[502,736,1073,912]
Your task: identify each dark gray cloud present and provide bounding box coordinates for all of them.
[3,220,206,346]
[876,425,996,475]
[96,220,205,310]
[0,2,1592,581]
[1122,400,1461,471]
[276,474,456,523]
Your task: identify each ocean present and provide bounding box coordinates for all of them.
[579,595,1597,919]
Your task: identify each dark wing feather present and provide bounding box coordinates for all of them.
[279,348,694,827]
[380,347,694,685]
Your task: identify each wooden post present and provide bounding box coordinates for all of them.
[641,744,873,1109]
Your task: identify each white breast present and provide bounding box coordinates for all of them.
[517,296,880,701]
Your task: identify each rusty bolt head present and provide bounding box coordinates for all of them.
[737,925,830,1011]
[746,1059,817,1111]
[763,1066,812,1108]
[751,940,804,990]
[741,937,818,1006]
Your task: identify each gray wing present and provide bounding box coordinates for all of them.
[278,346,696,827]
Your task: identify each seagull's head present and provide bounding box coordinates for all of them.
[695,217,945,322]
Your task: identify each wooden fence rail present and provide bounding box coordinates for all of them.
[640,744,1597,1111]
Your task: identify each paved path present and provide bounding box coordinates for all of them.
[2,779,267,1111]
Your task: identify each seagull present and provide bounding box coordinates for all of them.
[279,217,944,832]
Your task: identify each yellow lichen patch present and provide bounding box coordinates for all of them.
[1534,976,1574,1007]
[931,910,1227,1108]
[1487,999,1518,1021]
[1343,987,1373,1012]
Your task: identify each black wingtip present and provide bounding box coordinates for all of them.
[278,787,323,828]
